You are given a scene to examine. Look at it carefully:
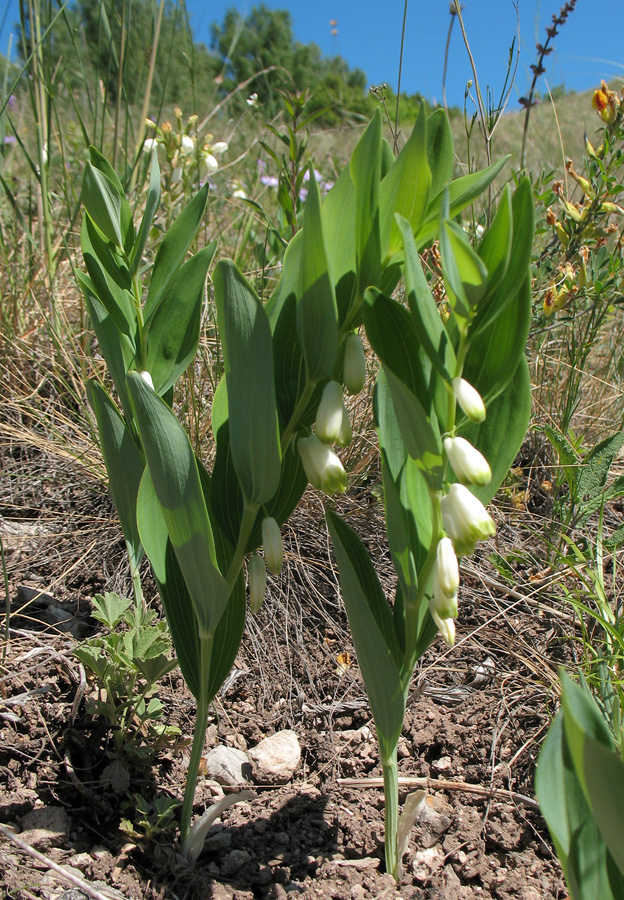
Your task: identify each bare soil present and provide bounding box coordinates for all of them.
[0,437,572,900]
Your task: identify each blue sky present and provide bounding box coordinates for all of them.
[2,0,623,110]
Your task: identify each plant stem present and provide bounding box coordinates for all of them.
[382,746,399,880]
[181,502,257,844]
[280,378,316,454]
[180,630,213,842]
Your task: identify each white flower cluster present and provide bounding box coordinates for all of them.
[430,379,496,647]
[297,334,366,497]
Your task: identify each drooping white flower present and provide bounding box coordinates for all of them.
[435,537,459,598]
[202,153,219,175]
[262,517,283,575]
[429,601,456,647]
[298,435,347,495]
[316,382,351,447]
[440,483,496,558]
[444,436,492,487]
[210,141,228,157]
[142,138,159,153]
[180,134,195,155]
[452,377,486,423]
[248,553,267,613]
[343,333,367,395]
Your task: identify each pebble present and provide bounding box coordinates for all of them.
[248,730,301,783]
[412,846,444,881]
[221,848,252,878]
[204,746,252,786]
[21,807,69,849]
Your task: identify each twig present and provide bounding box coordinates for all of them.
[337,776,539,810]
[0,823,120,900]
[519,0,578,170]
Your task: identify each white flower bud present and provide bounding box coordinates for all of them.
[203,153,219,175]
[316,382,351,447]
[298,435,347,495]
[211,141,228,157]
[262,517,283,575]
[429,601,456,647]
[343,333,367,395]
[180,134,195,155]
[440,483,496,558]
[143,138,159,153]
[435,537,459,598]
[453,377,486,423]
[139,370,154,389]
[248,553,267,613]
[443,436,492,487]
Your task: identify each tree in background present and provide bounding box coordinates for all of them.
[17,0,219,112]
[210,3,374,122]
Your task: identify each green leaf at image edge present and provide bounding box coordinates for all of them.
[327,510,405,760]
[127,372,229,637]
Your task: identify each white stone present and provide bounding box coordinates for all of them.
[412,846,444,882]
[204,746,251,786]
[248,730,301,783]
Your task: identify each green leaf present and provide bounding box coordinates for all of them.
[87,381,144,573]
[321,165,357,323]
[130,149,161,276]
[91,591,133,629]
[83,289,136,421]
[82,161,126,248]
[476,185,512,299]
[128,372,229,638]
[350,110,382,302]
[375,371,434,600]
[363,288,429,402]
[577,431,624,508]
[560,673,614,797]
[297,171,339,381]
[583,736,624,876]
[440,218,489,317]
[470,177,535,338]
[145,243,216,394]
[214,260,282,507]
[383,368,443,489]
[137,468,200,695]
[536,711,588,899]
[417,157,509,247]
[380,102,431,260]
[137,467,246,703]
[460,355,531,505]
[425,109,454,199]
[462,275,531,405]
[88,145,125,197]
[327,510,405,760]
[81,216,135,337]
[397,214,455,381]
[144,183,209,320]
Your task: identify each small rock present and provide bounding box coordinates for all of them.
[204,746,252,786]
[67,854,92,871]
[412,846,444,881]
[21,807,70,849]
[221,849,252,878]
[248,730,301,783]
[431,755,453,776]
[418,794,453,843]
[41,868,101,900]
[204,829,233,852]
